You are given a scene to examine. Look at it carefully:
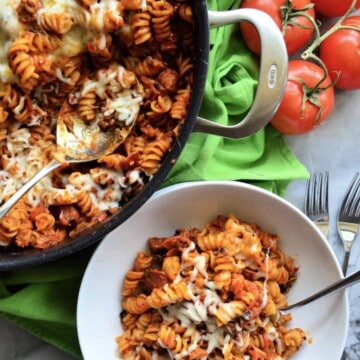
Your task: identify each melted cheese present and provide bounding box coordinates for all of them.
[39,0,84,15]
[0,0,150,83]
[156,241,280,359]
[0,125,143,211]
[0,1,147,238]
[141,0,148,10]
[0,0,23,35]
[105,89,142,126]
[55,26,88,58]
[0,128,50,205]
[0,1,23,83]
[260,246,271,309]
[81,64,143,127]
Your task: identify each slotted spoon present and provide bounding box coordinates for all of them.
[0,100,137,219]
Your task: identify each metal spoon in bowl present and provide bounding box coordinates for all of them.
[0,99,139,219]
[281,268,360,311]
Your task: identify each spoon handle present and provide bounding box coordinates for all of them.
[282,269,360,311]
[0,160,61,220]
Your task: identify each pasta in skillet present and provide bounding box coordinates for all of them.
[0,0,195,249]
[117,214,307,359]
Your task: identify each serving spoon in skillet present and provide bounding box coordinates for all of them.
[281,268,360,311]
[0,99,139,220]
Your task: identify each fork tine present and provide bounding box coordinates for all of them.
[349,181,360,216]
[318,171,329,214]
[304,176,312,213]
[305,171,329,216]
[305,171,329,239]
[341,173,360,217]
[305,173,316,215]
[338,173,360,276]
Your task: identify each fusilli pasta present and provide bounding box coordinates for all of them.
[0,0,195,249]
[117,214,307,359]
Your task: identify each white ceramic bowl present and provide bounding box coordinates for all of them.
[77,181,349,360]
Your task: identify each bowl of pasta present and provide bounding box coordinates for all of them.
[0,1,287,269]
[77,180,349,360]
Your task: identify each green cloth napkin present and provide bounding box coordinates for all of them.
[162,0,307,196]
[0,0,309,358]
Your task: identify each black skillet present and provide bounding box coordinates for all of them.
[0,1,287,270]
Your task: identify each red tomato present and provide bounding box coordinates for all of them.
[319,16,360,90]
[239,0,315,55]
[270,60,335,135]
[312,0,360,17]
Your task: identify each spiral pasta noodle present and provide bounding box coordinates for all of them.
[78,87,97,122]
[118,214,307,359]
[0,0,195,250]
[140,133,172,175]
[7,39,39,93]
[150,0,176,51]
[131,11,153,45]
[16,0,42,27]
[38,13,74,34]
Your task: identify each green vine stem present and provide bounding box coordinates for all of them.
[301,0,360,60]
[300,0,359,89]
[280,0,317,35]
[294,77,337,122]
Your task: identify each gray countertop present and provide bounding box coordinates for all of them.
[0,89,359,359]
[285,89,360,359]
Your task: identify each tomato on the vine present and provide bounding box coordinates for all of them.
[311,0,360,17]
[319,16,360,90]
[239,0,315,55]
[270,60,335,135]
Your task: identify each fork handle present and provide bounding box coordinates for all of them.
[281,268,360,311]
[342,250,351,276]
[0,160,61,220]
[316,222,329,239]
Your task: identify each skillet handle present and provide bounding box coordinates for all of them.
[193,8,288,138]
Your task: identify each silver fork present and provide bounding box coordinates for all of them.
[304,171,330,239]
[338,172,360,276]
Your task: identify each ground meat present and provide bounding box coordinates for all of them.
[156,68,178,94]
[58,205,80,227]
[141,269,169,292]
[148,235,192,255]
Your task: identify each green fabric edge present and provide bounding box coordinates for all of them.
[0,312,82,359]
